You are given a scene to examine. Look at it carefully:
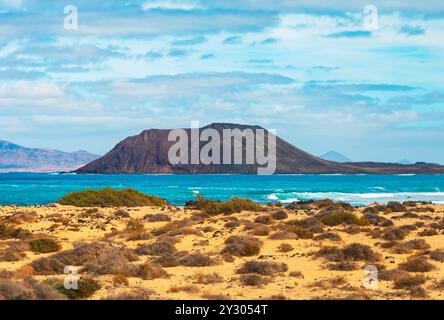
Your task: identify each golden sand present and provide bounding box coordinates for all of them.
[1,202,444,300]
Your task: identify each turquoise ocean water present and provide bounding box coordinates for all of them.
[1,173,444,206]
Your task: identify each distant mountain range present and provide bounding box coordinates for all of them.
[0,140,99,172]
[76,123,444,174]
[320,151,351,163]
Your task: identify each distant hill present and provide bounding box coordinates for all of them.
[0,140,99,172]
[76,123,444,174]
[320,151,351,163]
[398,159,413,165]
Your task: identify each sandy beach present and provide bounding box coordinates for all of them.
[1,200,444,300]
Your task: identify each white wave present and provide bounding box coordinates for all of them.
[267,193,279,200]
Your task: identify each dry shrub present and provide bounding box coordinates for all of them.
[237,260,288,275]
[144,213,171,222]
[135,241,176,256]
[0,275,65,300]
[125,219,145,234]
[418,229,438,237]
[0,250,26,262]
[201,293,231,300]
[58,187,168,207]
[314,232,341,242]
[169,285,199,293]
[390,239,430,254]
[277,243,294,253]
[378,269,409,281]
[310,276,348,289]
[114,209,130,218]
[430,250,444,262]
[272,210,288,220]
[254,215,273,225]
[224,221,241,229]
[320,211,368,227]
[240,274,270,287]
[387,201,407,212]
[194,272,224,284]
[364,213,393,227]
[289,271,304,278]
[222,236,262,257]
[316,243,381,262]
[31,241,138,275]
[29,238,60,253]
[399,256,435,273]
[103,288,154,300]
[268,231,298,240]
[398,212,419,219]
[151,220,195,236]
[179,252,217,267]
[250,225,271,236]
[7,211,37,224]
[327,262,358,271]
[373,227,409,241]
[131,262,169,280]
[0,221,30,240]
[54,278,101,299]
[112,274,129,286]
[186,195,262,215]
[393,274,426,290]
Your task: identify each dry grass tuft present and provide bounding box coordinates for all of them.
[222,236,263,257]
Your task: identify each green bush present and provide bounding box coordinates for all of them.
[321,211,369,227]
[186,195,261,215]
[55,279,101,299]
[58,187,168,207]
[29,238,61,253]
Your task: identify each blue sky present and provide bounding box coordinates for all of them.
[0,0,443,163]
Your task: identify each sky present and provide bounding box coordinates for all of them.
[0,0,443,163]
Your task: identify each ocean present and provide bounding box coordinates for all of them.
[1,173,444,206]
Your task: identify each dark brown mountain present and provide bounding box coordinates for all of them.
[76,123,444,174]
[0,140,99,172]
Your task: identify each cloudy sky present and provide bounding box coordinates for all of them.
[1,0,443,163]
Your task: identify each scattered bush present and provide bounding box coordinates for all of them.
[7,211,37,224]
[250,225,271,236]
[179,253,216,267]
[364,213,393,227]
[144,213,171,222]
[390,239,430,254]
[393,274,426,290]
[386,201,407,212]
[430,250,444,262]
[0,250,26,262]
[112,274,129,286]
[399,256,435,273]
[29,238,60,253]
[277,243,294,253]
[135,241,176,256]
[321,211,368,227]
[0,276,65,300]
[314,232,341,242]
[31,241,138,275]
[327,262,358,271]
[0,221,28,239]
[58,187,168,207]
[222,236,263,257]
[237,260,288,275]
[194,273,224,284]
[55,278,101,299]
[103,288,154,300]
[185,195,262,215]
[316,243,380,262]
[114,209,130,218]
[268,231,298,240]
[272,210,288,220]
[254,215,273,225]
[169,285,200,293]
[224,221,241,229]
[418,229,438,237]
[240,274,269,287]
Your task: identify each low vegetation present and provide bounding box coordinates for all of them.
[58,187,168,207]
[185,195,262,215]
